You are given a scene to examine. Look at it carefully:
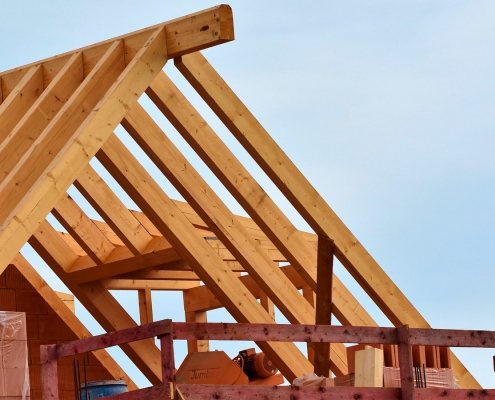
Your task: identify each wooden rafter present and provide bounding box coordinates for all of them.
[96,132,314,381]
[0,5,480,391]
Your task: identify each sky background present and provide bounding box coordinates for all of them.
[1,0,495,389]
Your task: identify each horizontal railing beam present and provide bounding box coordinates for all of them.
[56,319,171,359]
[47,320,495,363]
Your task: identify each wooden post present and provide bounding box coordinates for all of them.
[160,332,176,398]
[185,310,210,353]
[41,344,59,400]
[302,286,316,364]
[397,325,415,400]
[314,234,334,377]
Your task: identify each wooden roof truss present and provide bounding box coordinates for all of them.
[0,4,479,389]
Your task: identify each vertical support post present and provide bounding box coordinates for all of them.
[159,320,176,398]
[41,344,59,400]
[138,288,154,325]
[302,286,316,364]
[314,234,334,377]
[185,311,210,353]
[397,325,415,400]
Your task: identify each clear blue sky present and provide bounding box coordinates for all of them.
[1,0,494,388]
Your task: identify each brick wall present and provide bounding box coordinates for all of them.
[0,265,114,399]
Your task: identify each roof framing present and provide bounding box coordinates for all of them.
[0,4,480,390]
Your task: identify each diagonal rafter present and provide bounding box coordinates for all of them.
[0,65,43,142]
[0,25,168,273]
[175,50,478,389]
[122,102,348,375]
[10,253,138,390]
[96,132,313,382]
[74,164,153,255]
[28,219,163,384]
[0,52,84,185]
[52,192,116,264]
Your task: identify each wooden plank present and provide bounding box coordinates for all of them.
[0,52,84,186]
[159,333,176,395]
[74,164,153,255]
[175,51,421,326]
[185,311,209,353]
[122,103,316,331]
[52,193,116,264]
[147,70,318,291]
[355,346,384,387]
[138,288,154,325]
[114,267,201,281]
[103,279,199,291]
[0,5,234,86]
[114,384,403,400]
[259,290,275,321]
[96,133,313,382]
[29,219,79,272]
[67,237,181,283]
[57,319,171,358]
[172,322,398,344]
[0,41,124,224]
[0,65,43,144]
[0,26,168,273]
[314,235,334,377]
[28,219,164,384]
[397,325,415,400]
[175,52,481,389]
[12,253,137,390]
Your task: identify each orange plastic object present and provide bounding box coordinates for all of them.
[176,351,249,385]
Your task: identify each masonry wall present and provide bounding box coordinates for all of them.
[0,265,113,399]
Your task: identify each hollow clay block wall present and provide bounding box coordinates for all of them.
[0,311,29,398]
[1,265,113,400]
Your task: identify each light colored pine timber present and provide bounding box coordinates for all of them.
[67,237,181,283]
[148,71,319,291]
[185,311,210,353]
[55,291,75,314]
[174,52,480,389]
[138,288,153,325]
[0,52,84,185]
[30,219,79,272]
[0,26,168,272]
[75,164,153,255]
[28,221,163,384]
[103,279,200,290]
[52,192,115,264]
[354,346,384,387]
[122,103,315,328]
[0,41,124,224]
[260,290,275,321]
[11,253,138,390]
[97,133,314,382]
[0,65,43,143]
[115,269,200,281]
[0,5,234,88]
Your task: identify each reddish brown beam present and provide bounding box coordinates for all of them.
[397,325,415,400]
[53,321,495,361]
[160,333,176,396]
[57,319,171,358]
[314,235,334,377]
[172,322,398,344]
[409,329,495,348]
